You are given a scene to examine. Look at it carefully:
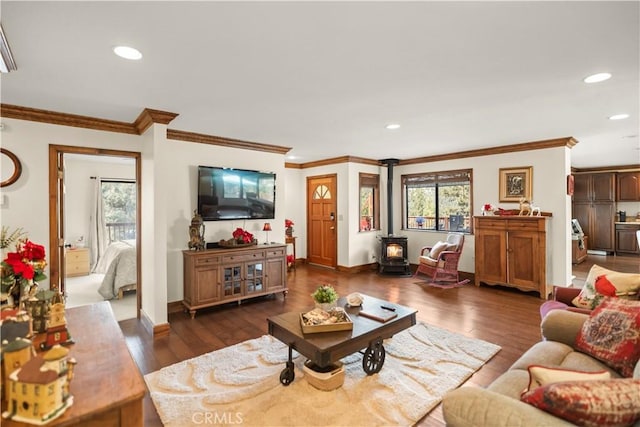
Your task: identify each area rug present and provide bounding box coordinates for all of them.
[144,322,501,427]
[414,278,471,289]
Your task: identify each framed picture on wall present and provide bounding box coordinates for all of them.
[499,166,532,202]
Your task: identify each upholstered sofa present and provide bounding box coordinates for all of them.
[442,308,640,427]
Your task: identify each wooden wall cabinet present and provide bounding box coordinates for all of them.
[572,173,615,253]
[65,247,90,277]
[474,216,548,298]
[617,172,640,201]
[615,223,640,255]
[183,244,287,318]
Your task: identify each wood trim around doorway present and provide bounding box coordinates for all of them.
[48,145,142,320]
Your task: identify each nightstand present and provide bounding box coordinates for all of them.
[65,247,90,277]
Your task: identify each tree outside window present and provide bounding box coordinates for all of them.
[102,180,136,241]
[102,181,136,224]
[402,169,472,232]
[359,173,380,232]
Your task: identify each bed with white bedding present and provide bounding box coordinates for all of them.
[94,240,137,300]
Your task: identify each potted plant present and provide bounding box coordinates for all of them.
[311,284,339,311]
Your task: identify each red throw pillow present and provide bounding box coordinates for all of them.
[575,297,640,377]
[521,379,640,427]
[594,275,617,297]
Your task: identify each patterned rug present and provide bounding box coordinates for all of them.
[145,322,501,426]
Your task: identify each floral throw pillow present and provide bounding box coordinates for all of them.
[521,379,640,427]
[575,297,640,377]
[572,264,640,309]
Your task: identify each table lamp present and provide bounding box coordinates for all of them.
[262,222,272,244]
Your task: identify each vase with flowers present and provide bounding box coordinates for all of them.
[219,227,257,247]
[1,238,47,308]
[481,204,496,216]
[311,284,339,311]
[285,219,294,237]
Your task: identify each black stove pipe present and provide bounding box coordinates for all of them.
[380,158,400,236]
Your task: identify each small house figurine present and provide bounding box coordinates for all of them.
[40,293,74,351]
[2,344,77,425]
[1,337,35,405]
[23,289,56,333]
[0,308,33,342]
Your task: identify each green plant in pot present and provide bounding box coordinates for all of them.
[311,285,339,311]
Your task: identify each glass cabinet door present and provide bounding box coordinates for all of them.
[245,262,264,295]
[223,265,242,298]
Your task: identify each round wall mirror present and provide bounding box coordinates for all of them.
[1,148,22,187]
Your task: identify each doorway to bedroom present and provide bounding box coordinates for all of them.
[48,146,141,322]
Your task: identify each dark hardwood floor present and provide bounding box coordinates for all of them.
[119,253,639,427]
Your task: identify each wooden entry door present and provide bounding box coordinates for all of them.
[307,175,337,268]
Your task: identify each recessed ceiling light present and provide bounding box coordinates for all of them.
[583,72,611,83]
[113,46,142,60]
[609,114,629,120]
[385,124,400,130]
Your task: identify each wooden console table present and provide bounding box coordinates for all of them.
[2,302,146,426]
[183,244,288,318]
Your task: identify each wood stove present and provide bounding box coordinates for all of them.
[378,158,411,275]
[379,235,410,275]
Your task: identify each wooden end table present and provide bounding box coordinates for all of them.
[267,294,417,385]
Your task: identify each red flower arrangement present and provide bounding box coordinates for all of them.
[285,219,294,229]
[232,227,255,244]
[1,239,48,305]
[2,239,47,283]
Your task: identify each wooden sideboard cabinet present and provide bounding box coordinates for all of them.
[65,247,90,277]
[615,223,640,255]
[183,244,288,318]
[474,216,548,298]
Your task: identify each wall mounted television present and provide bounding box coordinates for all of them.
[197,166,276,221]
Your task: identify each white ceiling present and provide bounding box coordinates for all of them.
[1,1,638,167]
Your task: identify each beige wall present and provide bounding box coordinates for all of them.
[0,115,572,327]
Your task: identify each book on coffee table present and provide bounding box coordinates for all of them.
[358,306,398,323]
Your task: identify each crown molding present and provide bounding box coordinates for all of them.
[572,164,640,173]
[134,108,179,134]
[287,155,380,169]
[0,107,591,167]
[398,137,578,166]
[0,104,179,135]
[1,104,139,134]
[167,129,291,155]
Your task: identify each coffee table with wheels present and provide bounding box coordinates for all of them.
[267,294,417,385]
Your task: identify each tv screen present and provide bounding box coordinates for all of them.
[197,166,276,221]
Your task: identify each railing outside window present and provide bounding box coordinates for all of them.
[106,222,136,244]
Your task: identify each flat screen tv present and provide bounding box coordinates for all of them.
[197,166,276,221]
